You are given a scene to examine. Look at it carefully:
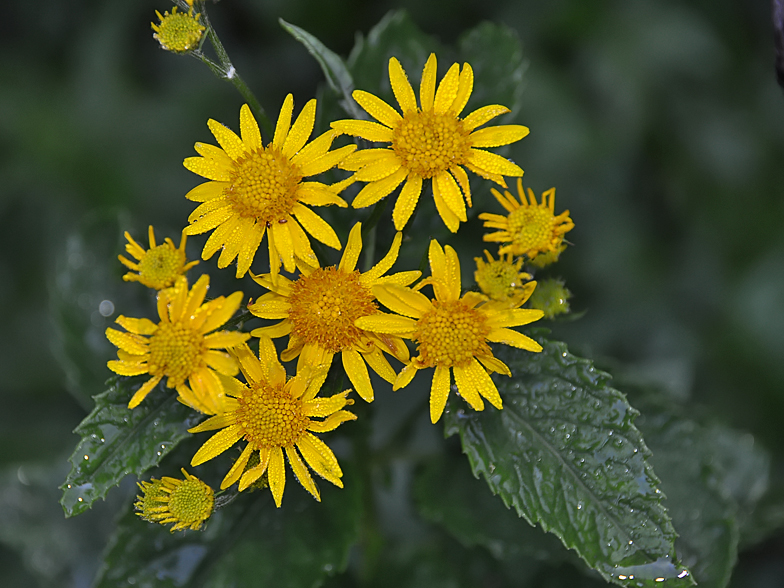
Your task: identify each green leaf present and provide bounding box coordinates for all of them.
[94,462,362,588]
[279,18,363,120]
[443,336,694,587]
[60,377,202,517]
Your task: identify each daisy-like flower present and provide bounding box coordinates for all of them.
[151,3,205,54]
[135,469,214,532]
[331,53,529,232]
[474,249,535,305]
[189,340,356,507]
[356,240,544,423]
[183,98,357,278]
[106,275,249,411]
[248,222,419,403]
[119,226,199,290]
[479,179,574,264]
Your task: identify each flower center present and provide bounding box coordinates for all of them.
[476,260,523,302]
[235,383,309,447]
[137,245,185,290]
[508,207,557,253]
[166,478,214,526]
[414,299,491,367]
[391,111,471,178]
[287,267,378,352]
[225,146,303,224]
[148,322,204,385]
[153,8,205,53]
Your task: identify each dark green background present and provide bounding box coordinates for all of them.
[1,0,783,586]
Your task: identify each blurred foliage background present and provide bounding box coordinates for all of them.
[1,0,783,586]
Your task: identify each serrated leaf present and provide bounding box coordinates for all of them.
[279,18,363,120]
[94,463,362,588]
[60,377,202,516]
[443,337,694,587]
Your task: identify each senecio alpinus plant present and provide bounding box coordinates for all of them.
[59,2,773,587]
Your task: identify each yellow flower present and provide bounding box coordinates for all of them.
[135,469,214,532]
[331,53,529,232]
[183,99,356,279]
[356,240,543,423]
[119,225,199,290]
[474,250,535,304]
[479,179,574,262]
[189,340,356,507]
[248,222,418,403]
[151,5,205,54]
[105,275,249,411]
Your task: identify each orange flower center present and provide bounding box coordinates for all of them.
[414,299,491,367]
[235,383,309,447]
[391,111,471,178]
[287,267,377,352]
[137,245,185,289]
[507,207,558,255]
[148,322,204,385]
[225,146,303,224]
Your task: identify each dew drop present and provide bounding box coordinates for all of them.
[83,455,89,460]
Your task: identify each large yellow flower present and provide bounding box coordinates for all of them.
[479,179,574,263]
[189,340,356,507]
[183,97,356,278]
[356,241,543,423]
[331,53,529,232]
[106,275,249,411]
[119,225,199,290]
[248,222,418,403]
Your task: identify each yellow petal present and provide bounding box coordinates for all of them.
[340,148,393,171]
[128,375,163,409]
[486,328,543,352]
[273,94,294,148]
[183,156,232,182]
[331,119,394,143]
[194,142,234,167]
[235,222,264,278]
[433,62,460,114]
[282,98,316,158]
[419,53,437,112]
[248,292,291,319]
[362,345,397,383]
[205,350,239,376]
[297,182,349,208]
[449,63,473,115]
[208,119,245,161]
[115,316,157,336]
[372,283,430,318]
[291,203,341,250]
[351,152,402,182]
[465,358,503,409]
[389,56,418,113]
[353,89,402,127]
[462,104,511,132]
[355,313,417,336]
[191,425,243,466]
[430,365,451,423]
[352,167,408,208]
[470,125,530,148]
[272,220,295,273]
[450,165,472,208]
[286,446,319,501]
[452,364,485,411]
[106,328,148,355]
[239,104,262,151]
[434,171,467,222]
[251,320,292,339]
[185,181,227,202]
[184,206,235,236]
[391,175,423,231]
[220,445,253,489]
[485,307,544,329]
[107,359,148,377]
[291,130,335,167]
[431,176,461,232]
[298,144,357,177]
[268,446,286,507]
[238,447,270,491]
[477,354,511,376]
[362,231,403,284]
[188,198,232,225]
[393,361,418,390]
[338,222,363,272]
[306,410,357,433]
[466,148,524,178]
[342,348,374,402]
[297,435,342,487]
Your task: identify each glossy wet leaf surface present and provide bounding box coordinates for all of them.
[60,377,202,517]
[443,336,694,587]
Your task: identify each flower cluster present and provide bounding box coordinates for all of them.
[104,21,577,530]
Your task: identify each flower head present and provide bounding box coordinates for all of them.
[248,223,418,403]
[331,54,529,232]
[119,226,199,290]
[135,469,214,532]
[356,241,544,423]
[474,250,534,304]
[528,278,572,319]
[151,5,205,54]
[106,275,249,411]
[189,340,356,507]
[479,179,574,263]
[183,98,356,278]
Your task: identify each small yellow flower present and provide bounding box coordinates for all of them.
[135,469,214,532]
[183,98,356,279]
[119,226,199,290]
[474,250,535,304]
[479,179,574,262]
[331,53,529,233]
[105,275,249,412]
[356,240,544,423]
[248,222,419,403]
[189,340,356,507]
[528,278,572,319]
[151,5,205,54]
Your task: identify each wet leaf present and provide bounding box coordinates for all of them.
[443,336,694,587]
[60,377,201,517]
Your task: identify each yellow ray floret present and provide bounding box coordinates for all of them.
[151,4,205,54]
[355,240,543,424]
[189,340,356,507]
[248,222,418,403]
[183,97,357,279]
[474,250,535,305]
[331,53,529,233]
[119,225,199,290]
[135,469,214,532]
[105,275,249,412]
[479,178,574,264]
